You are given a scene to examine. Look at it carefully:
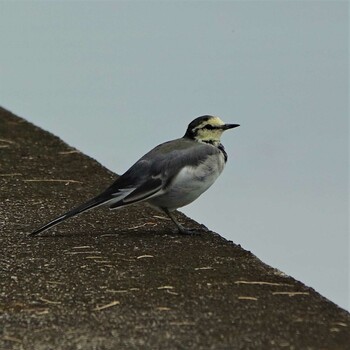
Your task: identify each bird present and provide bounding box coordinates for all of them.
[29,115,239,236]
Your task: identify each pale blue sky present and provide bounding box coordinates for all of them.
[0,1,348,310]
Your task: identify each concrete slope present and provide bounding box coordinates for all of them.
[1,107,349,349]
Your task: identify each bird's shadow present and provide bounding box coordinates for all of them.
[23,226,207,240]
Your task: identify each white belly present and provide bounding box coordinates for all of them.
[148,153,226,210]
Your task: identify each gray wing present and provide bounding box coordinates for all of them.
[108,137,220,207]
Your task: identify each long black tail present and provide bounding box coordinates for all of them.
[29,194,115,236]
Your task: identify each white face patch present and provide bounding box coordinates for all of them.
[206,116,225,127]
[195,128,224,143]
[193,116,226,144]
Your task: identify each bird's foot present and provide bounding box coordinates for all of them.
[162,208,204,236]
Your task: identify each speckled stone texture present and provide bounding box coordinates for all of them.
[1,106,349,349]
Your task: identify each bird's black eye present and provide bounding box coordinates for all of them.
[203,124,216,130]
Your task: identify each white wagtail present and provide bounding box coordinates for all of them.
[30,115,239,236]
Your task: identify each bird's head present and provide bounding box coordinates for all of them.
[184,115,239,145]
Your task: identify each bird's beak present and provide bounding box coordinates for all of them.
[222,124,240,130]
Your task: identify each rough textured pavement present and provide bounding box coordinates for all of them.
[1,107,349,349]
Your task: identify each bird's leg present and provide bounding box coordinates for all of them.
[162,208,200,235]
